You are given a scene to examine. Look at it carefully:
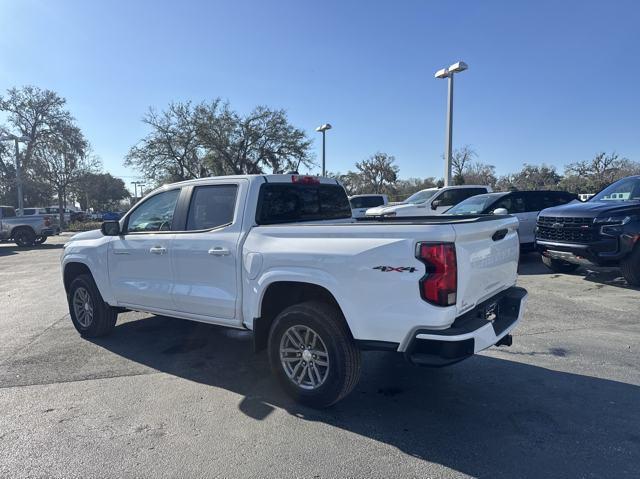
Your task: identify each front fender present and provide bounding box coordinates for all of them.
[61,240,114,304]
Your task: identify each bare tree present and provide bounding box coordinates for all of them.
[450,145,476,185]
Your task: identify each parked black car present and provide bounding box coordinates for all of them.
[536,175,640,285]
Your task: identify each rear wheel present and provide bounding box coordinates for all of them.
[620,247,640,286]
[13,228,36,247]
[268,301,361,408]
[67,274,118,337]
[541,255,580,274]
[34,235,47,245]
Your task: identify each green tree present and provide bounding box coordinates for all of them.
[125,102,206,184]
[563,152,640,192]
[125,100,315,183]
[462,162,497,188]
[0,86,74,175]
[496,164,561,191]
[33,124,97,225]
[73,172,130,211]
[354,152,399,194]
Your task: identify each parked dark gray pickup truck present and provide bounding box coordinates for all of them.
[0,206,60,246]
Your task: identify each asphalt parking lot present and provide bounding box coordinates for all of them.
[1,235,639,478]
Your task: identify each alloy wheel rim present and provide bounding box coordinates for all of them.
[72,287,94,328]
[279,325,330,390]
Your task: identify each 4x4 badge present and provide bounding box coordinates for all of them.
[373,266,417,273]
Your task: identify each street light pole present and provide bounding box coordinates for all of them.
[315,123,332,176]
[435,61,468,186]
[444,74,454,187]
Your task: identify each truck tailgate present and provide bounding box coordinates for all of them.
[452,216,520,315]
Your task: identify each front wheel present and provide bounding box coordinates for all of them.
[541,255,580,274]
[68,274,118,337]
[268,301,361,408]
[34,235,47,245]
[620,247,640,286]
[13,228,36,247]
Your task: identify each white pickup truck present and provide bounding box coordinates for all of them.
[61,174,527,407]
[365,185,491,217]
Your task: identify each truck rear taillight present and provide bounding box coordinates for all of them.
[291,175,320,185]
[416,242,457,307]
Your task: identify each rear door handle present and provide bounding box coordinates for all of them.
[149,246,167,255]
[208,247,230,256]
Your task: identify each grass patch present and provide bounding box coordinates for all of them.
[66,221,102,232]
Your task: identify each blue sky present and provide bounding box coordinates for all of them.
[1,0,638,186]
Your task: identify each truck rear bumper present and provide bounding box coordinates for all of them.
[403,286,527,367]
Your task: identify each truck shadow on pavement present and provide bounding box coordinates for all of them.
[91,314,640,478]
[518,252,640,291]
[0,243,64,256]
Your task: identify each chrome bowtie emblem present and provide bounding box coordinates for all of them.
[551,222,563,229]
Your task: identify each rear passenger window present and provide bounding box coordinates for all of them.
[187,185,238,231]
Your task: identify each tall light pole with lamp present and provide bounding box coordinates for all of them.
[435,61,468,186]
[0,133,31,215]
[315,123,332,176]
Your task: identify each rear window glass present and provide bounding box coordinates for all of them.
[256,183,351,224]
[350,196,385,209]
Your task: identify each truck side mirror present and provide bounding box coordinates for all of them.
[493,207,509,215]
[101,220,121,236]
[431,200,441,210]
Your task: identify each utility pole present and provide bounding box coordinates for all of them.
[0,134,29,215]
[14,138,23,214]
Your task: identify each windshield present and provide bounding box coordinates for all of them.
[592,177,640,202]
[404,189,438,204]
[447,194,500,215]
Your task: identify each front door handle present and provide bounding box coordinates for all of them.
[149,246,167,255]
[208,247,230,256]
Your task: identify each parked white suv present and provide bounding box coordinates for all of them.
[349,194,388,218]
[61,175,526,407]
[365,185,491,217]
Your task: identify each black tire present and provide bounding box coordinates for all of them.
[268,301,361,408]
[541,255,580,274]
[620,246,640,286]
[67,274,118,337]
[13,228,36,247]
[34,235,47,245]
